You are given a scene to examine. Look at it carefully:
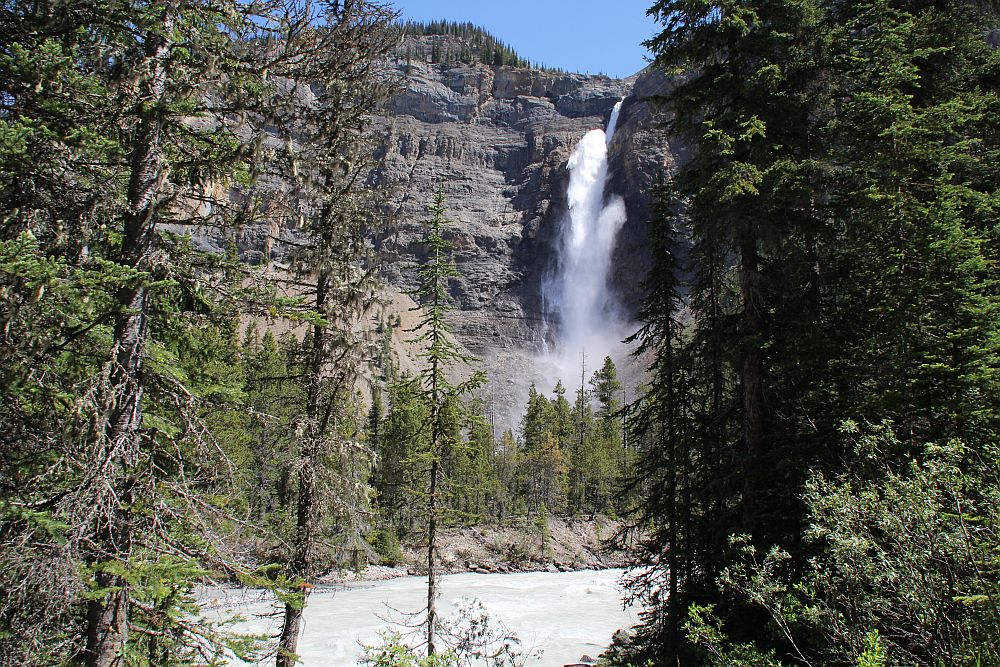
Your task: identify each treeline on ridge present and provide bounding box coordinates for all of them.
[398,19,565,72]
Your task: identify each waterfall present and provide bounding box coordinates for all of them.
[542,99,629,385]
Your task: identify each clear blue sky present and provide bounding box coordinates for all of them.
[393,0,657,79]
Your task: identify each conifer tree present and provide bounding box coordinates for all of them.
[518,385,568,513]
[408,185,484,656]
[591,357,628,514]
[377,375,429,530]
[570,379,598,516]
[0,1,312,662]
[633,0,831,657]
[819,0,1000,452]
[624,173,696,655]
[262,3,398,664]
[238,330,303,524]
[629,0,1000,663]
[0,0,398,663]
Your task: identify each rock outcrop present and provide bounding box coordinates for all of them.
[366,37,678,421]
[375,44,635,352]
[211,34,679,422]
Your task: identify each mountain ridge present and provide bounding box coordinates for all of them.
[197,32,679,424]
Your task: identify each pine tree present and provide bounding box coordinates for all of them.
[408,185,485,656]
[570,377,598,517]
[633,0,828,657]
[263,3,399,664]
[819,0,1000,453]
[457,399,499,519]
[376,375,429,531]
[518,385,567,513]
[241,331,305,526]
[494,429,521,520]
[591,357,630,515]
[0,1,309,662]
[628,0,1000,663]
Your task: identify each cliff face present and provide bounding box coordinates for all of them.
[208,34,678,422]
[372,37,677,370]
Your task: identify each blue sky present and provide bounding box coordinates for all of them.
[393,0,657,79]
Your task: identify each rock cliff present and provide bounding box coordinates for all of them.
[368,36,678,419]
[202,32,679,423]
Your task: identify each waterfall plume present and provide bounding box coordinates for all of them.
[541,99,630,387]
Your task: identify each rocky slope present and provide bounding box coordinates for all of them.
[326,516,629,582]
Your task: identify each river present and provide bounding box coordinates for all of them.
[212,569,636,667]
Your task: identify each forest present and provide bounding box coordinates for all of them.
[1,0,998,666]
[397,20,563,71]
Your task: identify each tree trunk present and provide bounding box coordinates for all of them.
[664,318,680,655]
[276,432,316,667]
[277,273,327,667]
[426,456,439,656]
[84,10,171,666]
[740,229,765,541]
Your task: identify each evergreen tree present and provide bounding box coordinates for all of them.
[376,375,430,530]
[408,185,484,656]
[570,378,598,516]
[517,385,568,513]
[494,429,522,520]
[241,331,305,528]
[263,3,399,664]
[448,398,498,520]
[0,1,303,662]
[628,0,1000,663]
[591,357,631,515]
[637,0,828,643]
[624,174,696,655]
[819,0,1000,452]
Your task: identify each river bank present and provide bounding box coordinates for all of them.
[324,516,629,583]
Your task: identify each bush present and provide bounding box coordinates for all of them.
[702,423,1000,667]
[369,525,404,566]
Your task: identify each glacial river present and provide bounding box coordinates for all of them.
[213,569,637,667]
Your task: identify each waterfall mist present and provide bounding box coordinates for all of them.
[540,99,631,390]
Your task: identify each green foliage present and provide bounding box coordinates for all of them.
[0,0,398,665]
[369,525,404,566]
[630,0,1000,664]
[684,605,786,667]
[436,357,634,522]
[665,423,1000,667]
[398,20,564,72]
[404,185,487,654]
[363,633,458,667]
[377,375,431,528]
[797,425,1000,665]
[856,632,886,667]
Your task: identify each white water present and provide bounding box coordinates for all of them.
[541,100,630,388]
[211,570,634,667]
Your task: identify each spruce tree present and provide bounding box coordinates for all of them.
[629,0,1000,663]
[0,1,302,662]
[262,3,398,664]
[820,0,1000,453]
[408,185,484,656]
[634,0,828,656]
